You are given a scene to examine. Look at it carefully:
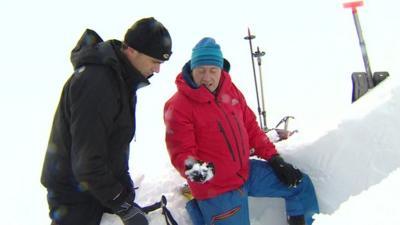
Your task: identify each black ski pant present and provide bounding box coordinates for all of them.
[46,189,110,225]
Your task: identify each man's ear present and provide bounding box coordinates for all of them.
[124,46,138,56]
[223,58,230,72]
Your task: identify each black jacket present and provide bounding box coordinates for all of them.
[41,29,149,209]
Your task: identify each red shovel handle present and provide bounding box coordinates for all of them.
[343,1,364,13]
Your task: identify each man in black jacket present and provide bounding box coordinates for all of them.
[41,17,172,225]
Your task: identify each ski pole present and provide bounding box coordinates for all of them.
[142,200,162,213]
[142,195,178,225]
[160,195,178,225]
[254,46,267,130]
[244,28,263,129]
[343,1,374,88]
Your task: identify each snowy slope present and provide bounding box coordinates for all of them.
[314,168,400,225]
[249,77,400,225]
[286,77,400,213]
[100,77,400,225]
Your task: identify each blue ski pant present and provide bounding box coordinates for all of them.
[186,159,319,225]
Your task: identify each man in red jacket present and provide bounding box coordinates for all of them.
[164,37,319,225]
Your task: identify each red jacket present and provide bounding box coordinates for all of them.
[164,67,277,200]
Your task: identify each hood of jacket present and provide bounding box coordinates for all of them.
[70,29,149,91]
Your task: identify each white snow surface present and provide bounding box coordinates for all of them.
[98,78,400,225]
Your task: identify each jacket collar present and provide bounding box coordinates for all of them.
[113,42,150,92]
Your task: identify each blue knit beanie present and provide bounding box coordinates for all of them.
[190,37,223,70]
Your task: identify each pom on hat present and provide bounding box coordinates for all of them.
[124,17,172,61]
[190,37,223,70]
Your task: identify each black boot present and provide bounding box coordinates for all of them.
[288,215,305,225]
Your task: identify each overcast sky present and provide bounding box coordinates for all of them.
[1,0,398,126]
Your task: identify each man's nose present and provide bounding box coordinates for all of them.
[153,64,161,73]
[202,72,211,82]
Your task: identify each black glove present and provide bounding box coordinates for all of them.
[269,155,303,187]
[112,188,148,225]
[184,158,215,183]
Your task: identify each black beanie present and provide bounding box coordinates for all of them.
[124,17,172,61]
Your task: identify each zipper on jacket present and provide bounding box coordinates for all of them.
[236,172,246,183]
[215,101,243,168]
[217,121,236,161]
[232,113,246,155]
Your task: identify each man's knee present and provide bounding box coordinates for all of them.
[297,173,315,192]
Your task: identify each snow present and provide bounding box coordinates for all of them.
[314,168,400,225]
[1,0,399,225]
[97,77,400,225]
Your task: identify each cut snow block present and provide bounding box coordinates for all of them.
[372,71,389,86]
[351,72,369,103]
